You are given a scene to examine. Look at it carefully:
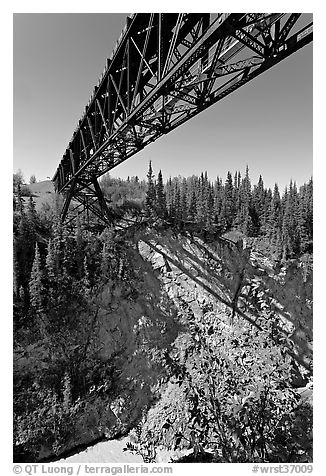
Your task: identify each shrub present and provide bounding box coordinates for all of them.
[130,314,312,463]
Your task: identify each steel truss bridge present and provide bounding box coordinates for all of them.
[53,13,312,224]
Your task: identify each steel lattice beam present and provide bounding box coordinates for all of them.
[52,13,312,224]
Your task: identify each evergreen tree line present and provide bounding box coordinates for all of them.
[13,183,43,313]
[12,163,313,311]
[144,162,313,260]
[13,182,130,331]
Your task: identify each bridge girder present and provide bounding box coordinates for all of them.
[52,13,312,224]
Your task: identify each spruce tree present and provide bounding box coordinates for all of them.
[174,184,182,224]
[220,171,235,230]
[251,175,265,235]
[145,161,156,217]
[45,239,58,284]
[156,169,167,218]
[188,190,197,222]
[240,166,252,235]
[233,171,242,228]
[29,243,44,314]
[165,177,174,218]
[213,176,223,227]
[180,178,188,221]
[269,183,282,241]
[296,179,313,253]
[281,186,293,259]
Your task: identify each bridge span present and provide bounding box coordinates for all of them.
[52,13,312,224]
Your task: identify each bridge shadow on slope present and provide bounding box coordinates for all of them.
[141,231,312,373]
[141,234,264,328]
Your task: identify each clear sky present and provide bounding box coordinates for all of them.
[13,13,313,191]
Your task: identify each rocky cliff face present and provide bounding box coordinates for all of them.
[87,228,312,437]
[134,229,312,369]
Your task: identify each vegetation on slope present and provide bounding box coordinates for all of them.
[127,315,312,463]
